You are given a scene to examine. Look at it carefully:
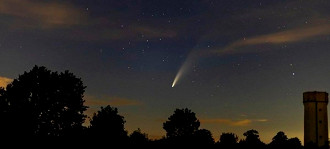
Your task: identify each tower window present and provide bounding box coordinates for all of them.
[319,120,322,123]
[319,109,322,111]
[319,136,322,139]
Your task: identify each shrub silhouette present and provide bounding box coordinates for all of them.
[129,128,149,145]
[287,137,303,149]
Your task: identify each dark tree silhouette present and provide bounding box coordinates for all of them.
[163,108,203,145]
[0,87,10,135]
[269,131,288,148]
[240,129,265,149]
[129,128,149,145]
[243,129,261,143]
[193,129,214,145]
[287,137,302,149]
[268,131,303,149]
[219,132,238,147]
[88,105,128,142]
[0,87,7,113]
[0,66,87,137]
[163,108,200,138]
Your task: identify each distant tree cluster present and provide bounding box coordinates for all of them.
[0,66,307,148]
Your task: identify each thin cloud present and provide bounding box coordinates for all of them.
[201,118,268,126]
[0,76,13,88]
[84,95,143,107]
[201,119,252,126]
[256,119,268,122]
[217,23,330,55]
[0,0,86,29]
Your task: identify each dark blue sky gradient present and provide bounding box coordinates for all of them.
[0,0,329,142]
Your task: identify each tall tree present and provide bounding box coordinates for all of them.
[163,108,200,138]
[219,132,238,146]
[240,129,265,149]
[269,131,288,148]
[193,129,214,145]
[88,105,128,142]
[243,129,261,144]
[0,66,87,136]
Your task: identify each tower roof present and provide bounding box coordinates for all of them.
[303,91,328,103]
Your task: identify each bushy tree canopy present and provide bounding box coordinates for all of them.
[269,131,288,148]
[193,129,214,145]
[0,66,87,136]
[163,108,200,138]
[219,132,238,145]
[241,129,265,149]
[89,105,128,140]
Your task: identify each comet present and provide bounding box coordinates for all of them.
[171,50,201,87]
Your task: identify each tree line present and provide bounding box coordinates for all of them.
[0,66,305,148]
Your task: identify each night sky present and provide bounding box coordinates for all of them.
[0,0,330,142]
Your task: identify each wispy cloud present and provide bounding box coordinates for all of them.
[256,119,268,122]
[0,0,86,29]
[216,23,330,55]
[201,118,268,126]
[201,119,252,126]
[0,76,13,88]
[0,0,178,41]
[84,94,143,107]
